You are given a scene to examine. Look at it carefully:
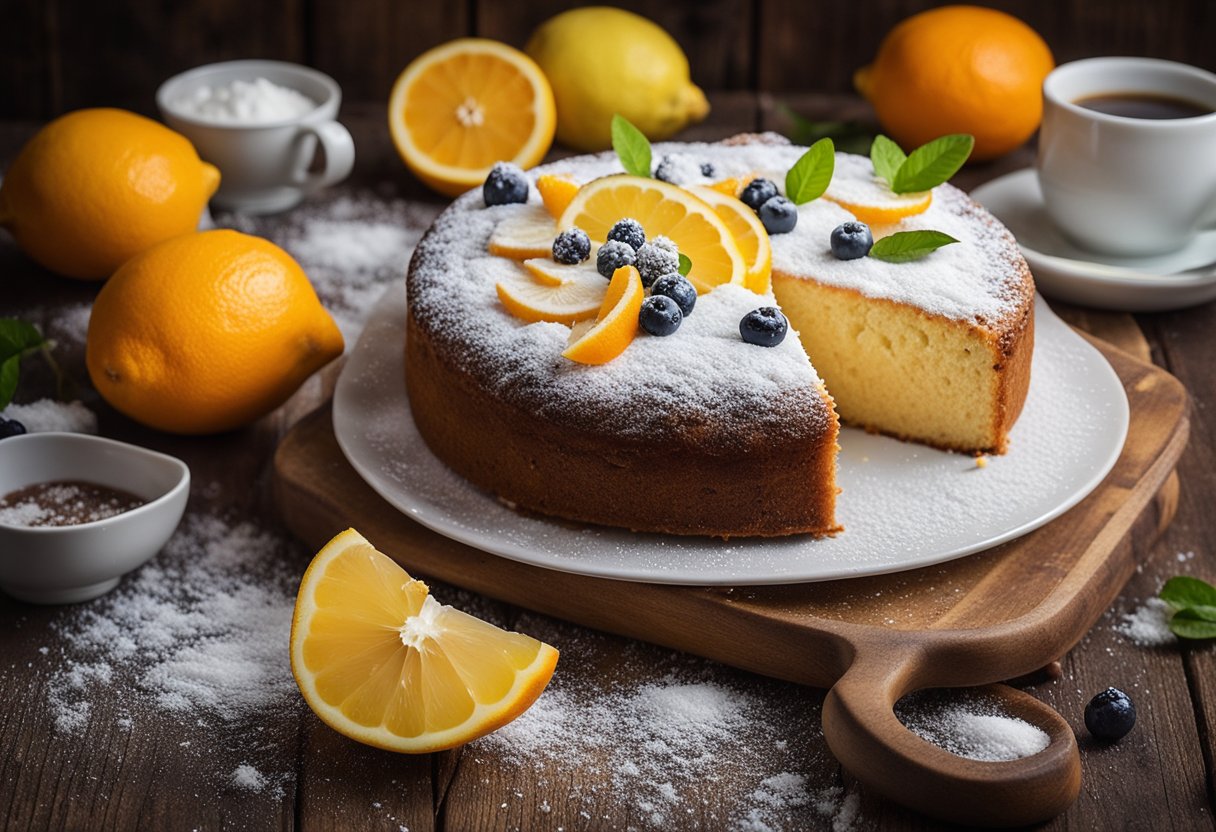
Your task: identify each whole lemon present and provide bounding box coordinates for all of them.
[86,229,344,435]
[526,7,709,151]
[0,108,219,280]
[855,5,1054,161]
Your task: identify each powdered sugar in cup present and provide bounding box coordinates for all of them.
[157,60,355,214]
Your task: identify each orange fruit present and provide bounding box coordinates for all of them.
[854,6,1054,161]
[686,185,772,294]
[86,229,343,434]
[0,108,219,280]
[558,175,746,294]
[388,39,556,198]
[487,204,558,259]
[562,265,643,365]
[536,173,579,219]
[290,529,558,753]
[496,261,606,325]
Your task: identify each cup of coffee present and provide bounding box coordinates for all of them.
[1037,57,1216,256]
[157,60,355,214]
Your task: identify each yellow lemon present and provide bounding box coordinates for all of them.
[291,529,558,753]
[526,7,709,151]
[86,229,343,434]
[0,108,219,280]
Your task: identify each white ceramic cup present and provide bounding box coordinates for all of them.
[1037,57,1216,256]
[157,60,355,214]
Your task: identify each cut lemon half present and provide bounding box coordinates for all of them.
[290,529,558,753]
[562,265,643,365]
[687,185,773,294]
[488,204,557,259]
[497,262,606,324]
[557,175,746,294]
[389,39,557,198]
[536,173,579,219]
[824,176,932,225]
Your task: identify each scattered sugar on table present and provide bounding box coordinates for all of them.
[1116,596,1176,646]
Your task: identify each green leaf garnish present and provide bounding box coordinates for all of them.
[785,137,835,205]
[890,134,975,194]
[1169,609,1216,640]
[870,135,906,185]
[1160,575,1216,610]
[677,253,692,277]
[0,319,47,410]
[868,230,958,263]
[611,115,652,179]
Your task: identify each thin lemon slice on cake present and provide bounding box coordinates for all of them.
[388,39,556,197]
[497,262,606,324]
[488,204,557,259]
[522,256,602,286]
[687,185,773,294]
[290,529,558,753]
[557,175,746,293]
[824,175,932,225]
[562,265,643,364]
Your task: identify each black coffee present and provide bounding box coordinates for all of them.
[1074,92,1212,120]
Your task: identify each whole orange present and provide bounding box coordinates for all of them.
[855,6,1054,161]
[86,229,343,434]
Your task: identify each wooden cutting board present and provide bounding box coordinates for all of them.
[273,330,1188,828]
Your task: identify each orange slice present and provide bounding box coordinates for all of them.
[388,39,557,198]
[704,174,757,198]
[536,173,579,219]
[290,529,558,753]
[687,185,773,294]
[562,265,643,365]
[496,262,606,325]
[487,204,557,259]
[557,175,746,294]
[824,175,932,225]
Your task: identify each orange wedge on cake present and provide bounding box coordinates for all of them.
[388,39,556,197]
[562,265,644,365]
[557,175,746,294]
[290,529,558,753]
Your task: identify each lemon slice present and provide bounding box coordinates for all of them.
[388,39,556,198]
[497,262,606,324]
[557,175,746,294]
[824,175,932,225]
[487,204,557,259]
[290,529,558,753]
[686,185,773,294]
[522,256,601,287]
[562,265,644,365]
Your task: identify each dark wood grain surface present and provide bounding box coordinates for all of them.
[0,95,1214,830]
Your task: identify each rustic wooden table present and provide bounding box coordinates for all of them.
[1,94,1213,831]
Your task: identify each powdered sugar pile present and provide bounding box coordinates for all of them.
[171,77,317,125]
[897,692,1050,762]
[1116,596,1176,646]
[1,398,97,433]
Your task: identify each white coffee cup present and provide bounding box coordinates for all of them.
[1037,57,1216,256]
[157,60,355,214]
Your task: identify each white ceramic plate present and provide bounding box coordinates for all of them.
[334,288,1129,586]
[971,168,1216,312]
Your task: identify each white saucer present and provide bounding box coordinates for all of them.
[970,168,1216,312]
[332,287,1128,586]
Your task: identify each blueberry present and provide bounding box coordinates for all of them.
[483,162,528,206]
[650,273,697,317]
[552,227,591,264]
[634,236,679,287]
[607,218,646,251]
[759,196,798,235]
[639,295,682,336]
[596,240,636,279]
[740,178,778,212]
[0,418,27,439]
[830,221,874,260]
[740,307,788,347]
[653,156,678,184]
[1085,688,1136,741]
[700,162,717,178]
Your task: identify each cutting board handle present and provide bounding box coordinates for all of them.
[822,648,1082,827]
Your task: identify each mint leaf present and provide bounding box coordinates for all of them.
[1160,575,1216,610]
[611,115,651,179]
[870,135,906,185]
[869,230,958,263]
[677,253,692,277]
[1169,608,1216,640]
[0,319,44,363]
[785,137,835,205]
[891,134,974,194]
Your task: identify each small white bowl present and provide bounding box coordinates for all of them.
[0,433,190,604]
